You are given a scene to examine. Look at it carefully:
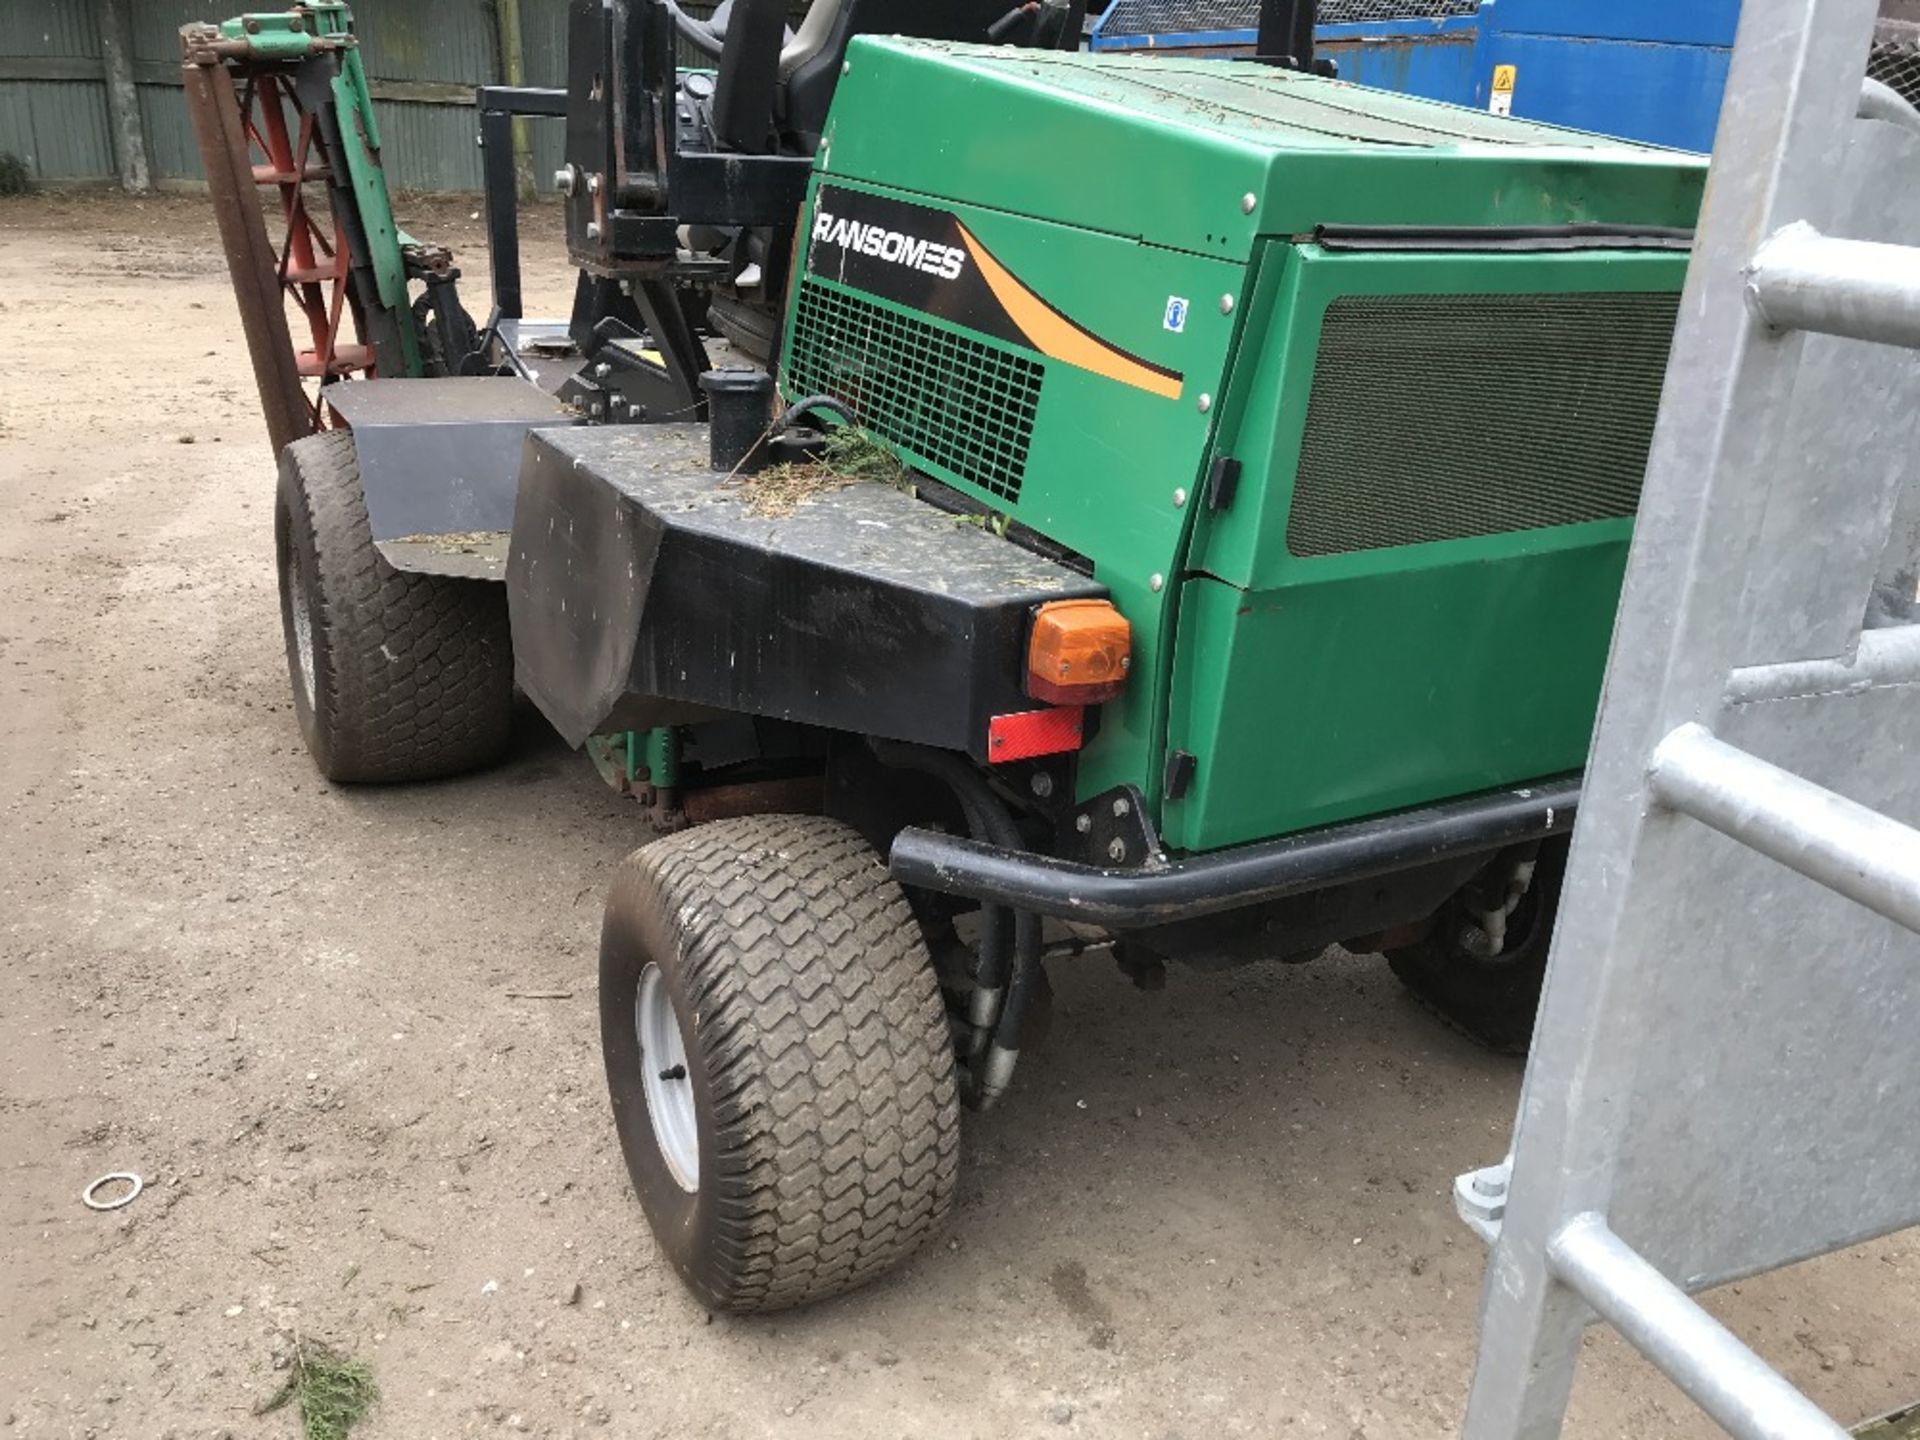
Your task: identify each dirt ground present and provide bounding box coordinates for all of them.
[1,191,1916,1440]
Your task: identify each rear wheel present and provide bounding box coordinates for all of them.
[599,814,961,1313]
[275,430,513,782]
[1385,840,1568,1053]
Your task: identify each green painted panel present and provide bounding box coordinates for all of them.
[352,0,496,86]
[827,39,1707,263]
[0,0,532,187]
[0,2,101,59]
[781,172,1250,803]
[0,79,112,178]
[374,99,486,193]
[1161,245,1687,852]
[1166,532,1626,851]
[1193,243,1692,591]
[131,0,225,63]
[803,44,1706,833]
[135,83,196,180]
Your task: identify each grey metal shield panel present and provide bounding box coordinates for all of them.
[325,376,577,576]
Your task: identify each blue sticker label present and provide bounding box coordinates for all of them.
[1163,296,1189,333]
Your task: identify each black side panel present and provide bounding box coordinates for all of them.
[505,425,1106,754]
[709,0,787,152]
[505,430,676,744]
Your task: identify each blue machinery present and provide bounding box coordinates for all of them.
[1091,0,1919,152]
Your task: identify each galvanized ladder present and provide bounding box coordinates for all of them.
[1453,0,1920,1436]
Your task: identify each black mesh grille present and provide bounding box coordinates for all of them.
[1869,36,1920,105]
[1099,0,1475,36]
[1318,0,1480,20]
[1100,0,1257,35]
[783,280,1044,504]
[1286,292,1680,557]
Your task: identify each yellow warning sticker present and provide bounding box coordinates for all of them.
[1490,64,1517,116]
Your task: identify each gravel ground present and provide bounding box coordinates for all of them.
[2,191,1917,1440]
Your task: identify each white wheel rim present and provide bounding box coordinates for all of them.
[637,964,699,1192]
[287,543,316,708]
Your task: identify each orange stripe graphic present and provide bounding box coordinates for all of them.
[956,224,1184,401]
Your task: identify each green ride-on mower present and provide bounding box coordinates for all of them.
[187,0,1705,1312]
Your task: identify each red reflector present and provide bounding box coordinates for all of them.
[987,707,1085,763]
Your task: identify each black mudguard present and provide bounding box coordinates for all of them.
[325,377,578,578]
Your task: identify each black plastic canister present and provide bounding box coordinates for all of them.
[699,368,775,473]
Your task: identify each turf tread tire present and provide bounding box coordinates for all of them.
[276,430,512,783]
[600,814,961,1314]
[1385,841,1568,1055]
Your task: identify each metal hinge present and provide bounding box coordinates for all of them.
[1164,748,1197,801]
[1205,455,1241,512]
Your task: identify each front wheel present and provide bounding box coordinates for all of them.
[1385,840,1568,1054]
[599,814,961,1313]
[275,430,513,782]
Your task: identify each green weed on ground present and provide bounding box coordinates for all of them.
[258,1339,377,1440]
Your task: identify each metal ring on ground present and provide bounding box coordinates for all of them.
[82,1172,143,1211]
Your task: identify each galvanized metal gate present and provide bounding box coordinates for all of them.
[1453,0,1920,1435]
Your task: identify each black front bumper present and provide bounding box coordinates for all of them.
[888,776,1580,929]
[506,424,1106,759]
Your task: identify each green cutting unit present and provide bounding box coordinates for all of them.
[199,0,1707,1317]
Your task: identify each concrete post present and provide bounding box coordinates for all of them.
[98,0,151,193]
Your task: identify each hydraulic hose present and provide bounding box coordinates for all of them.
[980,904,1042,1110]
[870,741,1040,1108]
[775,393,858,431]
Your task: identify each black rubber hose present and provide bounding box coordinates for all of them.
[870,741,1028,1082]
[992,909,1043,1056]
[987,3,1040,43]
[775,394,858,432]
[969,906,1012,1052]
